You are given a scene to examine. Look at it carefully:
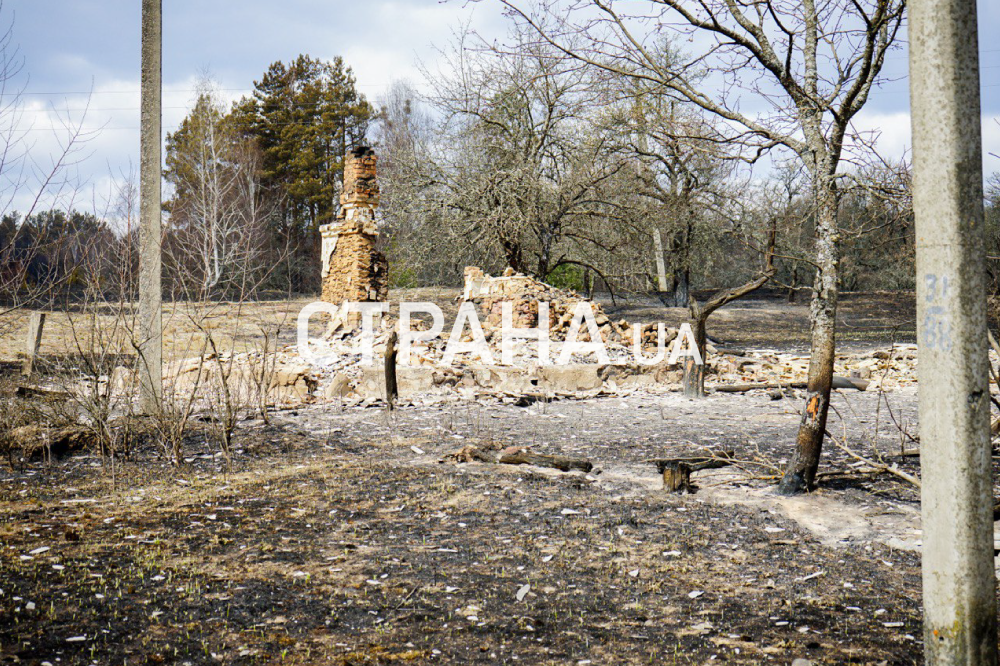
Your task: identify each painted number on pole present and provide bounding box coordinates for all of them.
[922,273,952,351]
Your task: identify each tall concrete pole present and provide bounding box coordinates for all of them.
[138,0,162,413]
[910,0,997,662]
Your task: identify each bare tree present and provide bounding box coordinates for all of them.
[421,24,633,281]
[0,2,95,336]
[373,80,443,286]
[608,90,733,304]
[493,0,905,493]
[163,82,270,297]
[684,214,776,396]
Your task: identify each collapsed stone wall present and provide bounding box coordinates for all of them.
[320,147,389,305]
[464,266,672,348]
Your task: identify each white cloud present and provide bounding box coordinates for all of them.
[847,110,1000,177]
[846,110,912,163]
[3,74,213,219]
[984,115,1000,175]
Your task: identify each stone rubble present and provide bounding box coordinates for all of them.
[463,266,672,347]
[153,337,924,411]
[278,270,925,407]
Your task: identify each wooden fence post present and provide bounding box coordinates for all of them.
[21,311,46,376]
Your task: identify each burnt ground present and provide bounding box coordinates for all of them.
[1,384,956,666]
[600,289,918,354]
[0,290,973,666]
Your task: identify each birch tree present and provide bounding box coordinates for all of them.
[164,87,269,298]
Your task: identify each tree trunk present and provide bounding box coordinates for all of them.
[673,210,694,308]
[384,331,398,410]
[682,313,707,398]
[501,238,525,275]
[653,228,669,291]
[674,268,690,308]
[778,181,839,495]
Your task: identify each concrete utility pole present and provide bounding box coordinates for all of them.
[138,0,162,413]
[910,0,997,661]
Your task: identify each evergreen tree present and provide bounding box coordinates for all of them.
[229,55,373,290]
[233,55,372,232]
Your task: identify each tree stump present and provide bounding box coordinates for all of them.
[384,330,398,410]
[661,461,692,493]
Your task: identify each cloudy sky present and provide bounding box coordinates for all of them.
[2,0,999,216]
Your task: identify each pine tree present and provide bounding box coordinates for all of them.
[229,55,373,290]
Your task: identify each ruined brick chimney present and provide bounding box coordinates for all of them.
[320,147,389,306]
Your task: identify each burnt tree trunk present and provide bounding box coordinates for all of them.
[778,178,839,495]
[788,266,798,303]
[384,331,398,410]
[682,313,708,398]
[661,461,692,493]
[673,269,690,308]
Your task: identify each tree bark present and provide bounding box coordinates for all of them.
[778,180,839,494]
[673,269,690,308]
[788,266,798,303]
[384,330,398,410]
[682,313,707,398]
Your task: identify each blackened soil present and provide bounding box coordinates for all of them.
[0,386,947,665]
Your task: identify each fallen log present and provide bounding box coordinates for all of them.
[714,382,806,393]
[647,449,737,474]
[713,376,868,393]
[15,385,73,400]
[444,444,593,473]
[498,447,593,473]
[832,376,870,391]
[713,347,747,357]
[446,444,500,464]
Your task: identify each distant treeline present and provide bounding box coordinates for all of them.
[3,48,1000,307]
